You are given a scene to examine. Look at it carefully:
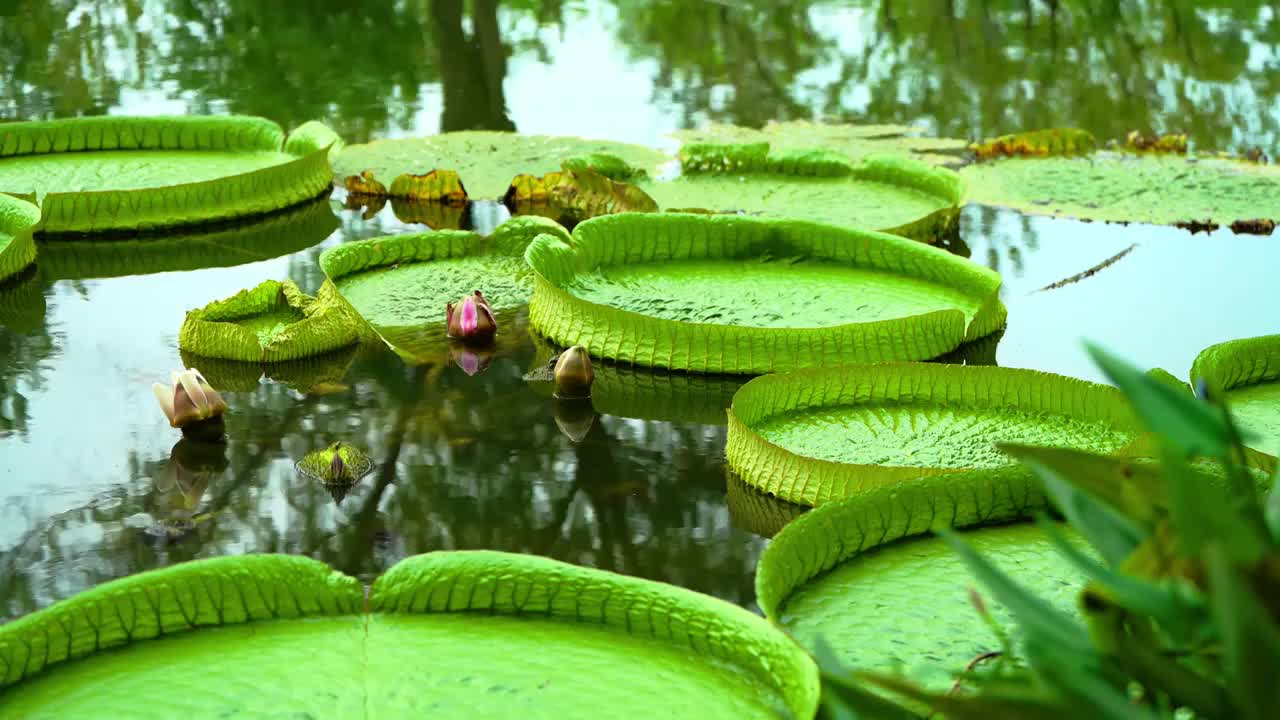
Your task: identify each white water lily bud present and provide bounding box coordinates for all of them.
[153,368,228,430]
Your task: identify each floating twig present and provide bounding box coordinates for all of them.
[1036,243,1137,292]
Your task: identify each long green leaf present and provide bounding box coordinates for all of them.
[1206,544,1280,720]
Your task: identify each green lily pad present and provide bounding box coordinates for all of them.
[35,197,337,280]
[726,363,1138,506]
[960,151,1280,226]
[0,553,818,719]
[0,116,340,233]
[178,279,367,362]
[1191,334,1280,457]
[755,473,1088,690]
[0,193,40,282]
[321,216,570,363]
[333,132,668,200]
[670,121,970,167]
[526,214,1005,374]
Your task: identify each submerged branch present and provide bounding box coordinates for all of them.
[1035,243,1137,292]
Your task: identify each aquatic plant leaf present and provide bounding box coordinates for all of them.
[1190,334,1280,458]
[0,193,40,282]
[960,151,1280,226]
[388,169,468,203]
[727,363,1137,506]
[0,115,339,232]
[754,466,1091,689]
[321,216,570,362]
[1124,131,1188,154]
[969,128,1098,160]
[549,165,658,216]
[638,152,965,245]
[671,120,969,167]
[1205,545,1280,720]
[527,214,1005,374]
[178,279,366,362]
[35,197,337,280]
[334,132,667,199]
[343,169,387,195]
[0,552,818,719]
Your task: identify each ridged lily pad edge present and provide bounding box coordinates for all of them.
[0,115,342,233]
[319,215,572,283]
[526,213,1006,374]
[1190,334,1280,393]
[178,279,366,362]
[0,194,40,282]
[755,465,1048,619]
[0,551,819,718]
[726,363,1138,506]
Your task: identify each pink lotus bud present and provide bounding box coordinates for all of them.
[446,290,497,340]
[152,369,227,430]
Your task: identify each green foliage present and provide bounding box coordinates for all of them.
[819,345,1280,719]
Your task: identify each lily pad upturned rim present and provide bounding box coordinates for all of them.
[1190,333,1280,393]
[178,279,365,362]
[525,213,1006,374]
[726,362,1138,506]
[0,193,41,282]
[0,552,819,719]
[0,115,341,233]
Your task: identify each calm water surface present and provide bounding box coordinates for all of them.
[1,0,1279,618]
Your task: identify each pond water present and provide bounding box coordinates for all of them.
[1,0,1279,619]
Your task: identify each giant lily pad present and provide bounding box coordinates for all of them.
[526,214,1005,374]
[754,473,1087,690]
[638,147,965,244]
[0,193,40,282]
[726,363,1138,506]
[959,130,1280,226]
[1191,334,1280,457]
[320,216,570,363]
[0,553,818,719]
[334,132,668,200]
[35,197,337,280]
[179,279,367,362]
[0,116,340,233]
[672,121,970,167]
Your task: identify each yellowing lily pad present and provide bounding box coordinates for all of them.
[0,553,818,719]
[333,132,668,200]
[961,150,1280,226]
[0,193,40,282]
[179,279,367,363]
[321,216,570,363]
[726,363,1138,506]
[0,116,341,233]
[526,214,1005,374]
[1191,334,1280,457]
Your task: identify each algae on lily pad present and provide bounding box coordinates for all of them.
[0,193,40,282]
[0,116,341,233]
[637,149,965,245]
[179,279,367,362]
[1191,334,1280,457]
[321,216,570,363]
[334,131,668,199]
[526,213,1006,374]
[36,197,337,281]
[754,473,1087,691]
[960,130,1280,226]
[726,363,1138,506]
[0,552,818,719]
